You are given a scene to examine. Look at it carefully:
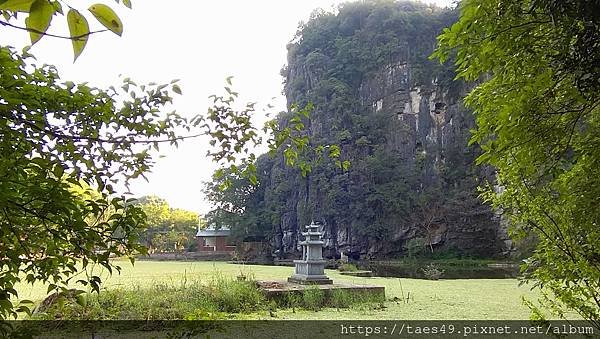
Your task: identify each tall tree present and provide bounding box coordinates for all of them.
[0,46,190,318]
[135,195,198,252]
[434,0,600,324]
[0,0,273,319]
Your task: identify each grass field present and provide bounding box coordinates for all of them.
[14,260,566,320]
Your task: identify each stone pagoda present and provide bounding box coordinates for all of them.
[288,221,332,285]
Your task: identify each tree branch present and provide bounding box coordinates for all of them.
[0,20,107,41]
[12,115,206,144]
[476,20,552,44]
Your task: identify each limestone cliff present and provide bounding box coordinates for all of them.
[238,1,512,259]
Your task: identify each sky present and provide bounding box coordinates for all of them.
[4,0,453,214]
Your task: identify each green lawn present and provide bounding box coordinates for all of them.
[14,260,562,320]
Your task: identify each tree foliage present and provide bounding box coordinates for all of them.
[204,161,272,242]
[434,0,600,324]
[265,103,349,176]
[134,195,198,253]
[206,102,347,243]
[0,46,191,318]
[0,0,130,60]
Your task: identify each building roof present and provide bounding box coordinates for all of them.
[196,225,231,237]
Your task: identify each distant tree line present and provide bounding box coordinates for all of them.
[133,196,199,253]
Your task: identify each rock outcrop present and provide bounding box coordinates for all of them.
[237,1,513,260]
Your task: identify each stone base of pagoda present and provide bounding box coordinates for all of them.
[289,259,331,284]
[287,274,333,285]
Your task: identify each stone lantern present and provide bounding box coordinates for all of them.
[288,221,332,284]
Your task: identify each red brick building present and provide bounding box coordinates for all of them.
[196,226,236,252]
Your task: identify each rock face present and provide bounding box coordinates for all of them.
[247,1,512,259]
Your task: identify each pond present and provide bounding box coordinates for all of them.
[360,261,521,279]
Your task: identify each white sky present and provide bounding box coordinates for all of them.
[4,0,452,214]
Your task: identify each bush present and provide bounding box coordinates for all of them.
[302,286,325,311]
[330,290,354,308]
[338,263,358,272]
[207,273,264,313]
[406,237,426,258]
[421,264,444,280]
[33,275,266,320]
[280,292,302,310]
[32,272,381,319]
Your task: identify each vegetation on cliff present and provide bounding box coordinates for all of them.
[206,1,503,259]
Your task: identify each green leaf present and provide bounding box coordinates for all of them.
[75,293,88,307]
[172,84,182,95]
[0,0,34,12]
[25,0,55,45]
[52,0,62,14]
[249,174,258,185]
[0,299,13,311]
[122,0,131,9]
[16,305,32,316]
[67,9,89,61]
[88,3,123,36]
[329,144,341,158]
[67,9,90,62]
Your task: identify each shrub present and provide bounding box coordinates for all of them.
[338,263,358,272]
[330,290,354,309]
[302,286,325,311]
[32,272,381,319]
[406,237,426,258]
[421,264,444,280]
[208,276,264,313]
[33,275,266,320]
[280,292,302,310]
